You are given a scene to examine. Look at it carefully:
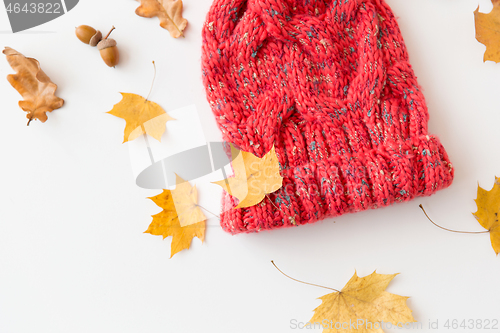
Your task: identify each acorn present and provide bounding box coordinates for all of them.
[98,39,119,67]
[75,25,102,47]
[97,26,119,67]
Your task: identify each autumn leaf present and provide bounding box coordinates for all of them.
[145,175,206,257]
[3,47,64,125]
[310,271,415,333]
[107,92,174,143]
[474,0,500,63]
[213,145,283,209]
[473,177,500,255]
[135,0,188,38]
[170,175,207,228]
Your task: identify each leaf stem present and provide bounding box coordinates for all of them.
[266,195,297,224]
[265,194,279,210]
[145,61,156,102]
[197,204,220,220]
[419,204,489,234]
[271,260,340,292]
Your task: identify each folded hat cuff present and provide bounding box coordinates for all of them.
[220,134,453,234]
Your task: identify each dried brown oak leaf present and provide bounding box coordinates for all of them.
[3,47,64,125]
[135,0,188,38]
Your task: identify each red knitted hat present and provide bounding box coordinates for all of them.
[201,0,454,234]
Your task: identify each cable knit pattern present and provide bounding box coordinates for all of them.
[201,0,454,234]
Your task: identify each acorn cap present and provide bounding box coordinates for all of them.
[89,30,102,47]
[97,38,117,50]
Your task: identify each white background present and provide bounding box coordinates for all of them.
[1,0,500,332]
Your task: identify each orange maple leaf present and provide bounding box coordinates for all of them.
[474,0,500,62]
[473,177,500,255]
[309,271,415,333]
[107,92,174,143]
[145,175,206,257]
[213,145,283,208]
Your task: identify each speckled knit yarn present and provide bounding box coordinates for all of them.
[201,0,454,234]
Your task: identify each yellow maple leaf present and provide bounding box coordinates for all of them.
[309,271,415,333]
[213,145,283,209]
[107,92,174,143]
[474,0,500,63]
[135,0,188,38]
[145,175,205,257]
[473,176,500,255]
